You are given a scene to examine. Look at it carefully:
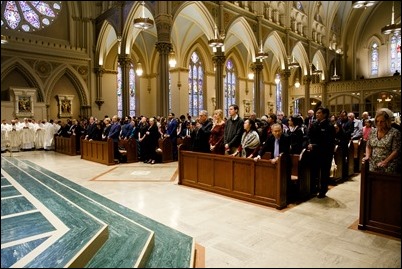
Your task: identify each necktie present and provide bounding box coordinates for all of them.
[274,139,279,158]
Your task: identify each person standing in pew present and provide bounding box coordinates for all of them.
[253,123,290,165]
[224,104,244,155]
[307,107,335,198]
[362,108,401,174]
[191,110,213,153]
[108,115,122,163]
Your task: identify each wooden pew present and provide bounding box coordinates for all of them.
[54,134,78,156]
[81,138,115,165]
[177,137,192,151]
[156,137,173,163]
[358,160,401,238]
[290,149,311,200]
[355,139,366,173]
[347,140,355,177]
[178,150,288,209]
[118,138,138,163]
[331,145,343,181]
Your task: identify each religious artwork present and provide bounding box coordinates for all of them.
[18,96,32,113]
[12,88,36,118]
[243,99,251,118]
[57,95,74,118]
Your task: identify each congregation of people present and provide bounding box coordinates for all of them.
[2,105,400,199]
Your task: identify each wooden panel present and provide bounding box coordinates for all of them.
[214,159,232,190]
[81,139,114,165]
[359,161,401,238]
[55,135,77,156]
[178,150,288,209]
[233,161,253,195]
[332,145,343,180]
[197,156,214,187]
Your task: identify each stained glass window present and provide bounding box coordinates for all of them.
[276,80,282,113]
[117,64,123,119]
[370,42,379,76]
[188,51,204,117]
[129,64,136,117]
[1,1,62,32]
[224,59,236,117]
[169,73,172,114]
[390,32,401,74]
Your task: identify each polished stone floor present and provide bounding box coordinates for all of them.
[2,150,401,268]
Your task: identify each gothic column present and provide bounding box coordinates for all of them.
[303,75,312,112]
[155,7,173,117]
[251,61,264,116]
[95,66,104,110]
[118,55,131,117]
[212,48,226,110]
[321,81,328,106]
[155,42,172,117]
[279,69,291,116]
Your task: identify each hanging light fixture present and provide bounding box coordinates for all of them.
[208,24,224,48]
[294,78,300,88]
[381,1,401,35]
[1,35,8,45]
[312,61,322,75]
[331,52,340,81]
[136,62,143,76]
[134,1,154,30]
[288,55,300,69]
[169,50,177,68]
[255,41,268,60]
[352,1,376,9]
[274,74,281,84]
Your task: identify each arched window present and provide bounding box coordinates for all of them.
[188,51,204,117]
[117,64,123,119]
[169,73,172,114]
[370,42,379,76]
[276,76,282,113]
[224,59,236,117]
[2,1,62,32]
[390,32,401,74]
[129,64,136,117]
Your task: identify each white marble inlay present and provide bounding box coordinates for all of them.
[131,171,151,176]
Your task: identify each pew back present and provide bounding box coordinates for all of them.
[118,138,138,163]
[358,161,401,238]
[178,150,288,209]
[81,138,115,165]
[54,135,78,156]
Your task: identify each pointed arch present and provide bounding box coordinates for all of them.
[1,58,44,102]
[45,64,89,106]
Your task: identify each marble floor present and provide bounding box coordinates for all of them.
[2,150,401,268]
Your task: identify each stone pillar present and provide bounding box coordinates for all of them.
[251,61,264,116]
[303,75,312,113]
[279,69,291,116]
[155,42,172,117]
[118,55,131,117]
[212,48,226,110]
[95,66,104,110]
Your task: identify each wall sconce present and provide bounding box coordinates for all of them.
[133,1,154,30]
[136,62,143,76]
[294,78,300,88]
[169,51,177,68]
[177,81,182,91]
[1,34,8,45]
[248,73,254,80]
[274,74,281,84]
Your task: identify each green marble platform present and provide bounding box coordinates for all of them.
[1,156,195,268]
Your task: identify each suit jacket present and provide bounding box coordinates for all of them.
[258,133,290,159]
[108,122,121,142]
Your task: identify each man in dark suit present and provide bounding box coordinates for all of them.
[108,115,122,163]
[254,123,290,165]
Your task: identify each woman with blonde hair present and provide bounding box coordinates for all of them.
[362,108,401,173]
[209,109,226,154]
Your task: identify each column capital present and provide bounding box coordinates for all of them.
[250,62,263,72]
[212,55,226,65]
[303,75,312,84]
[155,42,172,55]
[279,69,291,79]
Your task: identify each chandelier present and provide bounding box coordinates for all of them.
[381,1,401,35]
[1,35,8,44]
[208,24,224,48]
[352,1,376,9]
[255,41,268,60]
[134,1,154,30]
[331,51,341,81]
[288,55,300,69]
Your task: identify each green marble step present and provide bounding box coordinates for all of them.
[1,157,154,268]
[1,159,109,268]
[22,158,195,268]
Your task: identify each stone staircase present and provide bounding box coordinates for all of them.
[1,156,195,268]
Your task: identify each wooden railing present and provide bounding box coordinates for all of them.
[178,150,288,209]
[54,134,78,156]
[81,138,114,165]
[358,160,401,238]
